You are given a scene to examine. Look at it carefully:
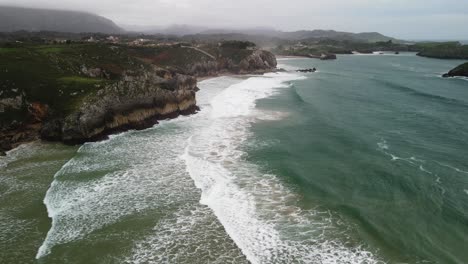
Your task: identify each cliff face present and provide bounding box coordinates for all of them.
[186,50,276,76]
[237,50,277,72]
[442,63,468,78]
[41,69,198,144]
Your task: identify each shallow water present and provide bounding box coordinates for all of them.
[1,53,467,263]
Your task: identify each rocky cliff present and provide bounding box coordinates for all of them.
[0,42,277,153]
[141,42,277,77]
[0,67,198,152]
[183,49,277,76]
[442,63,468,78]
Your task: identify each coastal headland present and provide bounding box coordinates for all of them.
[0,40,277,153]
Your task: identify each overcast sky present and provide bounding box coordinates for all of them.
[1,0,468,40]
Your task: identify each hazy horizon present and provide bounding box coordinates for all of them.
[1,0,468,40]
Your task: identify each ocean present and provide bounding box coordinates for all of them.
[1,53,467,263]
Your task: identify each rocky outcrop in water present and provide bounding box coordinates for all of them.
[442,63,468,78]
[296,68,316,73]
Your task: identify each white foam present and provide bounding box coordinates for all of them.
[210,72,304,119]
[36,76,246,260]
[36,119,202,258]
[0,155,11,170]
[37,72,383,263]
[452,76,468,82]
[0,142,41,169]
[183,73,382,263]
[377,139,389,150]
[126,204,249,264]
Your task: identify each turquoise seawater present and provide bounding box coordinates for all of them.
[252,54,468,263]
[0,53,467,263]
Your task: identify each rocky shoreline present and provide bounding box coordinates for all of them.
[40,70,199,144]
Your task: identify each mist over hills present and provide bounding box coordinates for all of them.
[0,6,123,33]
[0,5,398,43]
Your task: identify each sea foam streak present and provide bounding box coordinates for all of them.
[182,72,382,263]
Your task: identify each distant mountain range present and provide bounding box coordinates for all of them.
[0,6,396,43]
[0,6,122,33]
